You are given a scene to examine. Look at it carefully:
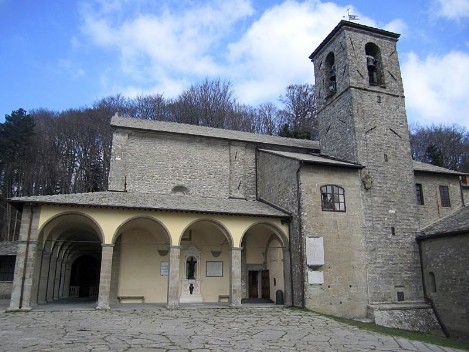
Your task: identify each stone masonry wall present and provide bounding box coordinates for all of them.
[257,151,303,307]
[414,172,464,229]
[110,130,257,200]
[301,165,368,318]
[300,164,369,318]
[419,234,469,340]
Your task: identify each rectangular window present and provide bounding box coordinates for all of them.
[415,183,424,205]
[439,185,451,207]
[0,256,15,281]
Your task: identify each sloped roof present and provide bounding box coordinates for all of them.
[417,206,469,239]
[111,115,320,151]
[9,192,289,218]
[259,149,363,169]
[413,160,466,176]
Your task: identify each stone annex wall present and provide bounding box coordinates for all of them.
[419,233,469,340]
[109,129,257,200]
[0,242,17,298]
[414,172,465,228]
[299,165,368,318]
[257,150,302,307]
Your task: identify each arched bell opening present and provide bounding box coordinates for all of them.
[179,219,232,303]
[33,213,103,305]
[240,223,288,304]
[325,51,336,95]
[365,42,385,86]
[113,217,170,304]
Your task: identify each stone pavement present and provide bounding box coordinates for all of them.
[0,301,466,351]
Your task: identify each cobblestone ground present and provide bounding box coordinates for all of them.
[0,303,465,351]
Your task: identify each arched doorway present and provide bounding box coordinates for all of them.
[241,223,288,303]
[33,213,103,305]
[179,220,232,303]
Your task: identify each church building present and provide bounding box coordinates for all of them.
[7,21,468,337]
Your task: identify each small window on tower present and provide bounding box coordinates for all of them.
[365,42,385,86]
[325,52,336,95]
[320,185,345,212]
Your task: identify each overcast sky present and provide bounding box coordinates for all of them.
[1,0,468,129]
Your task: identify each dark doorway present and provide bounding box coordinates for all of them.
[248,271,258,298]
[70,255,100,298]
[248,270,270,300]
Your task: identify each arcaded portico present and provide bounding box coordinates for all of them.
[8,193,290,311]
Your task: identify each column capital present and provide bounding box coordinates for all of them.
[102,243,114,248]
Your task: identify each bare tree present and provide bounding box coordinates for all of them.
[410,123,469,172]
[170,78,236,128]
[253,103,281,135]
[278,84,318,139]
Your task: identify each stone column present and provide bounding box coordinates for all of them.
[8,205,40,311]
[231,247,242,307]
[58,259,66,298]
[46,252,57,302]
[167,246,180,309]
[53,258,63,300]
[63,264,72,298]
[109,240,121,305]
[96,244,114,310]
[37,250,51,304]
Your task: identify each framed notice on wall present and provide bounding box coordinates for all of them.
[206,261,223,277]
[160,261,169,276]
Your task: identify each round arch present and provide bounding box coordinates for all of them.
[179,218,233,247]
[112,215,172,245]
[33,211,104,305]
[112,215,171,304]
[240,221,289,304]
[240,221,288,249]
[37,211,104,245]
[178,218,233,304]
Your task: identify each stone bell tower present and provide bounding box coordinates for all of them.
[309,21,440,329]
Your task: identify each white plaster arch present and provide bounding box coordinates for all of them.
[37,210,105,245]
[178,217,234,247]
[240,221,289,249]
[111,215,172,245]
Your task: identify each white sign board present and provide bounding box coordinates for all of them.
[306,237,325,266]
[160,261,169,276]
[308,271,324,285]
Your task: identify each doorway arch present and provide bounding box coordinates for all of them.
[241,223,288,303]
[34,212,103,305]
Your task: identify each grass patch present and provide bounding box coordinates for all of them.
[289,308,469,350]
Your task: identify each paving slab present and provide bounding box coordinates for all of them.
[0,303,466,352]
